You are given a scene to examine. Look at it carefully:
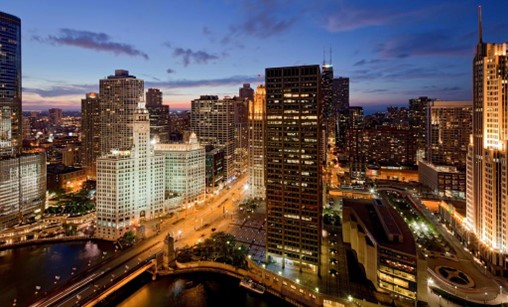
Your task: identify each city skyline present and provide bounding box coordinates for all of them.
[2,1,508,113]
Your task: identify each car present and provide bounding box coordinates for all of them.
[330,257,337,264]
[329,240,337,246]
[211,228,216,232]
[330,248,337,255]
[329,269,338,276]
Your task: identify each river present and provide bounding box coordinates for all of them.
[0,241,292,307]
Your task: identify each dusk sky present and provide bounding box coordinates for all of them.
[2,0,508,113]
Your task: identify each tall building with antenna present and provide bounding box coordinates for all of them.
[466,6,508,275]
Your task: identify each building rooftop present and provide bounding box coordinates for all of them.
[343,198,416,255]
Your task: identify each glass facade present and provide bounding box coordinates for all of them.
[0,12,21,157]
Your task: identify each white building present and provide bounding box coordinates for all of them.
[96,105,165,241]
[155,133,205,209]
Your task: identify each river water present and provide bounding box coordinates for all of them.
[0,241,292,307]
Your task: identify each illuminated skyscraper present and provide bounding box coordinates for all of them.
[81,92,100,177]
[0,11,21,157]
[0,12,46,230]
[466,7,508,273]
[248,84,266,199]
[96,104,165,241]
[265,65,323,273]
[99,69,144,156]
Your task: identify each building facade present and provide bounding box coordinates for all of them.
[342,198,426,304]
[81,92,100,177]
[0,12,46,230]
[265,65,323,272]
[248,84,266,199]
[0,11,21,157]
[99,69,144,156]
[146,88,170,144]
[96,105,165,241]
[155,133,205,209]
[191,95,235,182]
[0,154,46,230]
[426,100,472,168]
[466,9,508,274]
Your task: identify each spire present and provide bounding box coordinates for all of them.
[329,47,333,65]
[478,5,483,43]
[322,48,326,66]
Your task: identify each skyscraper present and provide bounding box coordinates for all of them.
[239,83,254,101]
[333,77,349,148]
[0,12,46,230]
[426,100,472,168]
[248,84,266,199]
[466,7,508,274]
[347,106,366,180]
[48,108,63,126]
[191,95,235,181]
[265,65,322,273]
[145,88,170,144]
[99,69,144,156]
[96,103,165,241]
[0,11,21,157]
[81,92,100,177]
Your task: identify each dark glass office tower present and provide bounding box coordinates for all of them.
[265,65,323,273]
[0,11,21,157]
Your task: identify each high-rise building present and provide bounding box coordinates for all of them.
[146,88,170,144]
[0,12,21,157]
[191,95,235,181]
[426,100,472,168]
[0,12,46,230]
[233,96,249,176]
[321,63,334,162]
[333,77,350,148]
[239,83,254,101]
[265,65,323,273]
[347,106,366,180]
[155,133,206,208]
[409,96,432,161]
[48,108,63,126]
[248,84,266,199]
[96,104,165,241]
[81,92,100,177]
[99,69,144,156]
[466,8,508,273]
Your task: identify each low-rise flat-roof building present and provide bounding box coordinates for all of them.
[342,198,427,304]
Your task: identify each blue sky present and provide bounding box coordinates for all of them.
[2,0,508,113]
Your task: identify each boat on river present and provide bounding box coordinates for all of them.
[239,277,265,294]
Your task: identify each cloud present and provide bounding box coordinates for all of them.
[32,28,149,60]
[376,31,470,58]
[146,75,260,89]
[23,83,97,97]
[166,68,176,74]
[323,5,429,32]
[221,0,299,45]
[173,47,219,66]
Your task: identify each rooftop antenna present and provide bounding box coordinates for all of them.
[329,47,333,65]
[322,48,326,66]
[478,5,483,43]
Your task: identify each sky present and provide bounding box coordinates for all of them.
[2,0,508,113]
